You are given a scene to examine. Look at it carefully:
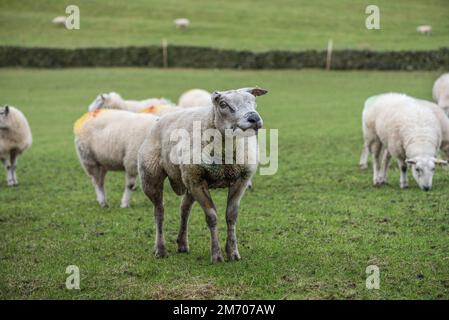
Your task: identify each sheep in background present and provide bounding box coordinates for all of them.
[174,18,190,29]
[362,93,447,190]
[416,25,432,35]
[138,87,267,262]
[178,89,212,108]
[87,92,176,114]
[433,73,449,115]
[0,106,32,187]
[74,109,158,208]
[52,16,67,27]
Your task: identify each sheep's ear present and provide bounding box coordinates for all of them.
[4,106,9,116]
[435,159,448,166]
[242,87,268,97]
[406,159,416,165]
[100,94,105,101]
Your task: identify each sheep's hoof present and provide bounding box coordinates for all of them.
[227,251,241,261]
[120,203,130,209]
[154,247,168,258]
[359,164,368,170]
[400,183,409,189]
[177,245,189,253]
[373,178,386,187]
[7,180,16,187]
[211,252,224,263]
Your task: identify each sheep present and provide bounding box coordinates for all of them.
[362,93,447,191]
[0,106,32,187]
[52,16,67,27]
[87,92,176,114]
[174,18,190,29]
[178,89,212,108]
[138,87,267,262]
[416,25,432,35]
[432,73,449,115]
[74,109,159,208]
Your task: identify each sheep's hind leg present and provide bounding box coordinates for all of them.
[88,165,107,207]
[359,144,369,170]
[398,159,408,189]
[378,149,391,184]
[120,173,137,208]
[225,180,249,261]
[177,193,195,253]
[371,141,384,186]
[190,184,224,263]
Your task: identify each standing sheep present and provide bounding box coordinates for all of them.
[87,92,176,113]
[178,89,212,108]
[362,93,446,190]
[74,109,158,208]
[432,73,449,115]
[138,87,267,262]
[0,106,32,187]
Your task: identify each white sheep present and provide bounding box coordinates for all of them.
[138,87,267,262]
[74,109,159,208]
[174,18,190,29]
[432,73,449,115]
[362,93,447,190]
[416,25,432,35]
[177,89,212,108]
[0,106,32,186]
[87,92,176,114]
[52,16,67,27]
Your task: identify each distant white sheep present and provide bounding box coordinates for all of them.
[416,25,432,35]
[361,93,447,191]
[174,18,190,29]
[87,92,178,115]
[178,89,212,108]
[432,73,449,115]
[52,16,67,27]
[0,106,32,186]
[74,109,158,207]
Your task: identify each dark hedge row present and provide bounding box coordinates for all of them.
[0,45,448,70]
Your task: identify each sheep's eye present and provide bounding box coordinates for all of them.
[219,101,229,108]
[416,168,422,174]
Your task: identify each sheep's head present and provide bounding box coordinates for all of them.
[88,92,123,112]
[88,94,106,112]
[406,156,447,191]
[0,106,10,129]
[211,87,267,135]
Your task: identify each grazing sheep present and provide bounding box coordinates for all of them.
[362,93,447,190]
[416,25,432,35]
[178,89,212,108]
[138,87,267,262]
[52,16,67,27]
[174,18,190,29]
[74,109,158,208]
[0,106,32,187]
[432,73,449,115]
[87,92,176,114]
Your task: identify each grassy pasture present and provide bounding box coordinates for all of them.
[0,68,448,299]
[0,0,448,50]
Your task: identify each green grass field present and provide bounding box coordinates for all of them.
[1,68,448,299]
[1,0,448,51]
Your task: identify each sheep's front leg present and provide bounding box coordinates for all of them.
[2,157,14,187]
[9,151,18,186]
[190,184,224,263]
[177,193,195,253]
[120,173,137,208]
[398,159,408,189]
[359,144,369,170]
[225,180,248,261]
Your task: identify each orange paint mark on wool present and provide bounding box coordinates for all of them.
[73,109,107,134]
[138,105,170,114]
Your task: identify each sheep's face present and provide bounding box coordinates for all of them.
[211,87,267,135]
[0,106,10,129]
[406,156,447,191]
[102,92,122,108]
[88,94,105,112]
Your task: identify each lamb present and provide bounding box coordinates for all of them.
[0,106,32,187]
[362,93,447,191]
[416,25,432,35]
[52,16,67,27]
[87,92,177,115]
[174,18,190,29]
[138,87,267,262]
[74,109,158,208]
[432,73,449,115]
[178,89,212,108]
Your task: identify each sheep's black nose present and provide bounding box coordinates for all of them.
[423,186,430,191]
[247,112,263,129]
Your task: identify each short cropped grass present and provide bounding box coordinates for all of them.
[0,68,449,299]
[1,0,449,50]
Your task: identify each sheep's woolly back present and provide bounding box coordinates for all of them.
[0,106,32,156]
[178,89,212,108]
[74,109,107,135]
[433,73,449,110]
